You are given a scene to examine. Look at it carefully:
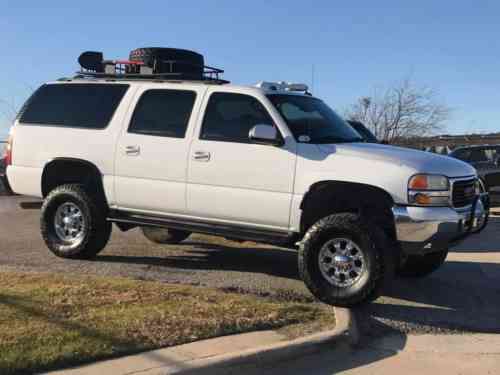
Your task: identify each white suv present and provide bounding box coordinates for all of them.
[4,74,488,306]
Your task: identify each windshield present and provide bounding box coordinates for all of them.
[347,121,378,143]
[267,95,363,143]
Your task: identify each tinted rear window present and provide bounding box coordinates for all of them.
[129,89,196,138]
[19,84,129,129]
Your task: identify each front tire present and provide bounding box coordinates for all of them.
[141,227,191,244]
[298,213,394,307]
[397,249,448,278]
[41,184,112,259]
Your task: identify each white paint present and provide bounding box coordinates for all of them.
[6,79,477,233]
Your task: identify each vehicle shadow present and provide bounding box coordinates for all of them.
[451,215,500,253]
[355,259,500,337]
[98,238,500,335]
[99,242,301,282]
[187,323,406,375]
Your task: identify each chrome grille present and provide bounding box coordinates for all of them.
[452,178,476,208]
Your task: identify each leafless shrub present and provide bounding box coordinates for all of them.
[346,79,450,143]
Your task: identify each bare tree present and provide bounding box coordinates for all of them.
[345,79,450,143]
[0,98,18,123]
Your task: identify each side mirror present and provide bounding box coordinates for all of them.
[249,124,283,146]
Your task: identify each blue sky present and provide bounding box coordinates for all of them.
[1,0,499,139]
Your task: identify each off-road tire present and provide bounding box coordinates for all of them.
[397,249,448,278]
[129,47,204,78]
[41,184,112,259]
[298,213,394,307]
[141,227,191,245]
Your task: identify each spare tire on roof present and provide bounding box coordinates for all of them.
[129,47,205,79]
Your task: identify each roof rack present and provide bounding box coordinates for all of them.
[76,50,229,84]
[75,68,229,84]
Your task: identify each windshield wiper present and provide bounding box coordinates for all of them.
[312,135,363,144]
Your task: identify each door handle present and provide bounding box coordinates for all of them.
[125,145,140,156]
[193,151,211,162]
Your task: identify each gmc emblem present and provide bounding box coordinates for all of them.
[463,186,474,196]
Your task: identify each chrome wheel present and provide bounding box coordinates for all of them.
[54,202,86,246]
[318,237,366,287]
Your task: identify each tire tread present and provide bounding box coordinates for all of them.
[41,184,111,259]
[298,213,394,307]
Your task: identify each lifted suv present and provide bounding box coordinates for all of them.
[4,49,489,306]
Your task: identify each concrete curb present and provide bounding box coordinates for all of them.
[149,307,357,374]
[47,307,357,375]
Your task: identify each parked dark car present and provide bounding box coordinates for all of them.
[449,145,500,205]
[347,120,379,143]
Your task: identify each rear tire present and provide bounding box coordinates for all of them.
[41,184,111,259]
[141,227,191,244]
[298,213,394,307]
[397,249,448,278]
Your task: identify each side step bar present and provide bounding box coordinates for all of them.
[108,210,297,246]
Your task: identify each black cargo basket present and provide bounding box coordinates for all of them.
[76,47,227,84]
[129,47,204,79]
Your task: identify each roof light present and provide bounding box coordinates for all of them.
[256,81,309,93]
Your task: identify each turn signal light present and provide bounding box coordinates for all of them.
[414,193,432,205]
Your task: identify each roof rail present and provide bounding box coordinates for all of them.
[74,70,229,85]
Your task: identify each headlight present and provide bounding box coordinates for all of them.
[408,174,450,206]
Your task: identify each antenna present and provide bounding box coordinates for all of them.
[311,64,315,93]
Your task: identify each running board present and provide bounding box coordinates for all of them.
[108,210,296,246]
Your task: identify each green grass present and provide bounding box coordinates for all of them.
[0,272,335,374]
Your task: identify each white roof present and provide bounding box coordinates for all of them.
[47,78,312,97]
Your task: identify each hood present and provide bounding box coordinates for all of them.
[317,142,476,178]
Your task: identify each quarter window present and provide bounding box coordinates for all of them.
[129,90,196,138]
[19,84,129,129]
[200,92,275,143]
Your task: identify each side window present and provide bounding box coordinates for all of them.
[200,92,275,143]
[19,84,129,129]
[453,149,471,161]
[484,148,498,162]
[129,90,196,138]
[468,149,488,163]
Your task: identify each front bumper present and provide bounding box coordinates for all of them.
[392,194,488,255]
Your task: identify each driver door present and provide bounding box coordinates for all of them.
[186,90,297,229]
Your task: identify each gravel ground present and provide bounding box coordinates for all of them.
[356,212,500,338]
[1,195,500,337]
[0,196,312,302]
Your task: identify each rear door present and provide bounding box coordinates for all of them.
[114,85,206,214]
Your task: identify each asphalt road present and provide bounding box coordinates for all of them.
[1,195,500,336]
